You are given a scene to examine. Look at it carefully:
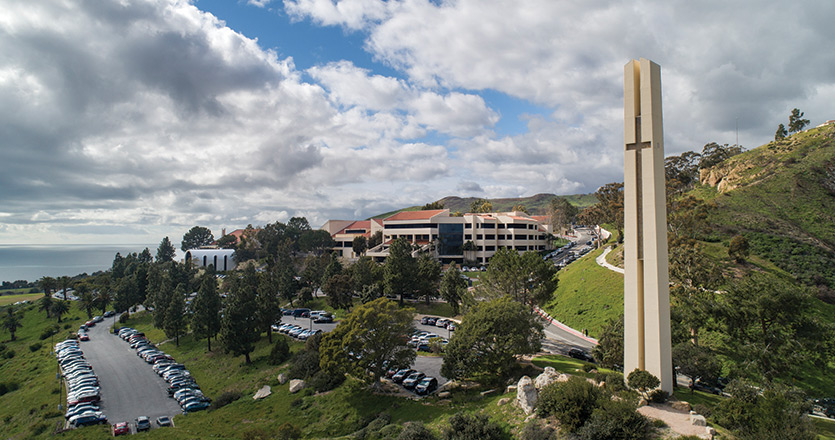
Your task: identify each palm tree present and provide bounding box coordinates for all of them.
[38,295,53,318]
[2,308,22,341]
[51,300,69,323]
[96,290,112,315]
[39,276,57,298]
[58,276,72,301]
[79,292,96,319]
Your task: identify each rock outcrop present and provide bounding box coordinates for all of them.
[516,376,538,415]
[289,379,305,393]
[253,385,271,400]
[534,367,560,389]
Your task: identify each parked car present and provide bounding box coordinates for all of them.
[156,416,172,427]
[568,348,594,363]
[314,313,333,323]
[78,333,90,341]
[68,411,107,427]
[402,372,426,389]
[135,415,151,431]
[292,308,311,318]
[113,422,130,436]
[182,400,210,413]
[391,369,414,384]
[415,377,438,395]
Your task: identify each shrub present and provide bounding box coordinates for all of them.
[305,332,322,352]
[39,326,58,340]
[119,313,130,323]
[398,422,438,440]
[649,389,669,403]
[715,385,815,440]
[650,419,667,428]
[269,336,291,365]
[276,422,301,440]
[627,369,659,400]
[536,376,606,432]
[241,428,272,440]
[519,422,556,440]
[355,413,392,440]
[28,342,42,352]
[581,363,595,372]
[288,350,320,380]
[442,413,504,440]
[308,370,344,392]
[3,349,15,359]
[212,390,242,409]
[692,403,712,419]
[0,381,20,396]
[575,399,649,440]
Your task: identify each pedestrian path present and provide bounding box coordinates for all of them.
[596,246,624,274]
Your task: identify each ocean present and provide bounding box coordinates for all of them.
[0,244,158,283]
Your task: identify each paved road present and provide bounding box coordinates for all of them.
[78,318,181,429]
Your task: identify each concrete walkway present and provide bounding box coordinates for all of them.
[638,403,714,439]
[596,246,624,274]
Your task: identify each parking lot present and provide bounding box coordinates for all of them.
[75,317,181,430]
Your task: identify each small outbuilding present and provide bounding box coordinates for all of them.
[184,248,236,272]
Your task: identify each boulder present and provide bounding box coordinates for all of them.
[288,379,305,393]
[516,376,538,415]
[705,426,716,438]
[556,373,570,383]
[438,391,451,399]
[671,401,691,412]
[534,367,560,389]
[505,385,517,394]
[277,373,287,385]
[690,414,707,426]
[638,398,648,407]
[253,385,271,400]
[497,398,510,406]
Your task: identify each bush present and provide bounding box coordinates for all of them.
[715,385,815,440]
[627,369,659,400]
[649,389,669,403]
[119,313,130,323]
[575,399,649,440]
[3,349,15,359]
[39,326,59,340]
[536,376,605,432]
[276,422,301,440]
[288,350,320,380]
[581,363,595,372]
[212,390,242,409]
[241,428,272,440]
[355,413,392,440]
[308,370,344,392]
[519,422,556,440]
[28,342,42,352]
[269,336,291,365]
[398,422,438,440]
[442,413,504,440]
[0,381,20,396]
[692,403,712,419]
[650,419,667,428]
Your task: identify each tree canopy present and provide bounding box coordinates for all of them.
[181,226,214,251]
[156,236,176,263]
[788,108,810,133]
[220,265,261,363]
[478,248,557,309]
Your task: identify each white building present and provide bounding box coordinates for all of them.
[184,248,236,271]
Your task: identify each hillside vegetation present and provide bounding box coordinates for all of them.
[371,192,596,219]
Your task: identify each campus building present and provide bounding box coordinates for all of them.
[324,209,550,265]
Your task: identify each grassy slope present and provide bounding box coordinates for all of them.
[543,246,624,338]
[0,293,43,306]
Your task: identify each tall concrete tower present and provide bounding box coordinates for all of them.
[623,58,673,393]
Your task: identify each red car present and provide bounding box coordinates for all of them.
[85,320,95,327]
[113,422,129,436]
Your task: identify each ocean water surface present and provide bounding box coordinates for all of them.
[0,244,157,283]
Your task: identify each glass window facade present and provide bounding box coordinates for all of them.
[438,223,464,256]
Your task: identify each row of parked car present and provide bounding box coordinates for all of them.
[419,316,456,331]
[117,327,210,415]
[273,322,324,340]
[55,339,108,428]
[408,330,449,352]
[386,367,439,395]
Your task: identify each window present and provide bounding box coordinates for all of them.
[476,235,483,240]
[482,223,495,229]
[464,224,472,228]
[498,235,506,240]
[516,246,528,251]
[485,234,495,240]
[345,229,366,234]
[438,223,464,256]
[498,224,505,229]
[485,245,495,251]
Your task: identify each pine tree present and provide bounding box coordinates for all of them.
[164,284,187,346]
[191,271,222,351]
[440,263,467,315]
[220,265,261,363]
[153,274,173,329]
[156,236,176,263]
[257,268,280,343]
[788,108,810,133]
[775,123,788,141]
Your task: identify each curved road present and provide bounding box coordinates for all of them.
[77,317,181,428]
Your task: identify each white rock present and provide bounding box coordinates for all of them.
[289,379,305,393]
[534,367,560,389]
[505,385,517,394]
[497,397,510,406]
[691,414,707,426]
[253,385,271,400]
[277,373,287,384]
[556,373,570,383]
[516,376,538,415]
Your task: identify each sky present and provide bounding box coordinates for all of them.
[1,0,834,245]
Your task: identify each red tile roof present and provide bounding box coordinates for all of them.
[336,220,371,235]
[384,209,447,221]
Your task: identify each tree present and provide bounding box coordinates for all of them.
[469,198,492,213]
[512,204,529,214]
[592,316,624,370]
[715,382,815,440]
[79,292,96,319]
[578,183,624,241]
[300,254,326,296]
[217,234,238,249]
[478,248,557,310]
[442,296,543,381]
[321,254,343,287]
[220,265,261,363]
[164,284,187,346]
[415,254,441,304]
[352,236,367,257]
[2,307,22,341]
[153,275,173,329]
[442,413,504,440]
[775,123,788,141]
[788,108,810,133]
[191,271,222,351]
[323,274,353,310]
[627,369,660,401]
[298,229,335,255]
[95,289,112,314]
[181,226,214,251]
[257,268,281,343]
[668,241,721,344]
[318,298,415,386]
[548,197,578,234]
[367,231,383,249]
[728,234,750,263]
[58,276,72,301]
[719,273,832,379]
[38,294,53,319]
[349,256,381,296]
[51,300,69,323]
[422,201,445,210]
[537,376,606,431]
[665,150,702,194]
[439,263,467,315]
[384,238,416,304]
[156,236,176,263]
[38,276,57,298]
[672,342,720,391]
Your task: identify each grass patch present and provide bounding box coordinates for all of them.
[813,417,835,440]
[531,354,612,379]
[411,301,457,318]
[544,246,623,338]
[0,293,43,306]
[672,388,724,409]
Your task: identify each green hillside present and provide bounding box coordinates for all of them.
[370,192,596,219]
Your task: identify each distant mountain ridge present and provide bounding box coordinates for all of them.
[370,193,597,219]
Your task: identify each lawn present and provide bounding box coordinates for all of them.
[544,246,624,338]
[0,292,43,306]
